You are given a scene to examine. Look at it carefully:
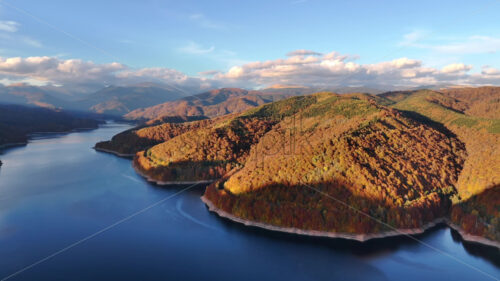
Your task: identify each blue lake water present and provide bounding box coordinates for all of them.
[0,123,498,281]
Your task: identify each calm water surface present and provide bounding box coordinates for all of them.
[0,123,498,281]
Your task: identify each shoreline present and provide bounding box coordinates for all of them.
[1,125,102,151]
[132,161,215,185]
[93,147,135,158]
[0,125,101,166]
[201,194,500,248]
[27,126,99,137]
[0,142,28,150]
[95,138,500,249]
[446,222,500,249]
[1,127,101,150]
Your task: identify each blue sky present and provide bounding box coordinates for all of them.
[0,0,499,91]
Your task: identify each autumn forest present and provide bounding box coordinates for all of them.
[95,87,500,245]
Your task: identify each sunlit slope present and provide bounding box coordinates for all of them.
[95,117,212,155]
[205,94,466,233]
[133,96,314,181]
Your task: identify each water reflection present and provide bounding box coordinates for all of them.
[145,179,500,269]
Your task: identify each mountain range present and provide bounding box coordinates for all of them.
[124,88,294,120]
[0,83,189,115]
[1,82,450,118]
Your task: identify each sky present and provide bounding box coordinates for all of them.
[0,0,499,92]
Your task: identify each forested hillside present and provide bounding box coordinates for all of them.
[381,88,500,241]
[203,93,466,234]
[95,116,214,156]
[0,104,101,165]
[0,84,72,109]
[99,87,499,244]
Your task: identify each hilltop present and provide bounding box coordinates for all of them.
[98,87,500,246]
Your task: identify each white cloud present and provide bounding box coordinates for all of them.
[213,50,500,88]
[179,42,215,55]
[0,25,42,48]
[0,56,215,93]
[482,66,500,75]
[441,63,472,73]
[0,20,19,32]
[0,56,122,90]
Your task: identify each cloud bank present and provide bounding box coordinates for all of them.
[0,50,499,93]
[0,56,211,92]
[212,51,500,88]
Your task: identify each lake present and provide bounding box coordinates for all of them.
[0,122,498,281]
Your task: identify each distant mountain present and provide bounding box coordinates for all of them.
[440,86,500,119]
[260,85,320,96]
[124,88,292,120]
[0,104,101,166]
[0,84,72,109]
[330,86,387,94]
[261,85,388,95]
[0,83,192,116]
[2,83,473,119]
[78,84,188,115]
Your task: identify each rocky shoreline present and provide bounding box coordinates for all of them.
[129,158,500,248]
[201,194,500,248]
[446,222,500,249]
